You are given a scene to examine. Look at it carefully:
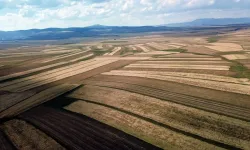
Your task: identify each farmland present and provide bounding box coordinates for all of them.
[0,27,250,150]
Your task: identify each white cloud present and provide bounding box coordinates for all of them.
[0,0,250,30]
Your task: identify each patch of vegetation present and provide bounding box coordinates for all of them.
[230,63,250,79]
[162,48,187,53]
[120,47,130,55]
[207,36,220,43]
[92,48,112,56]
[92,50,106,56]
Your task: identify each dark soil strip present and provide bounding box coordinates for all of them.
[19,106,161,150]
[0,129,16,150]
[74,98,242,150]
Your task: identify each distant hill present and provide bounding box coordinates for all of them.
[0,26,185,41]
[0,18,250,41]
[166,18,250,27]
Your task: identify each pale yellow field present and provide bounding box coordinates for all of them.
[223,54,249,60]
[205,43,243,52]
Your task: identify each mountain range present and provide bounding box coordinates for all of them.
[0,18,249,41]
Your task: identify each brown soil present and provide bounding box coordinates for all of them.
[1,119,65,150]
[19,106,161,150]
[65,101,221,150]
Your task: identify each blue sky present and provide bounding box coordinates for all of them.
[0,0,250,31]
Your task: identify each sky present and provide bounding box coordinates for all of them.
[0,0,250,31]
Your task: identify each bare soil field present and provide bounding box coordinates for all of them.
[1,119,65,150]
[67,85,250,149]
[19,106,160,150]
[65,100,223,150]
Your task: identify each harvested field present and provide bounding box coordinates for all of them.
[19,106,160,150]
[0,84,79,118]
[80,81,250,121]
[146,42,175,50]
[157,53,213,58]
[41,50,88,63]
[0,91,36,112]
[104,70,249,84]
[22,60,135,94]
[95,57,150,60]
[222,54,249,60]
[135,45,151,52]
[205,43,243,52]
[135,51,179,55]
[121,67,235,76]
[96,45,103,49]
[148,57,222,61]
[1,119,65,150]
[102,70,250,95]
[0,130,15,150]
[124,64,230,70]
[136,60,230,65]
[68,85,250,149]
[128,45,137,51]
[108,47,122,55]
[0,59,116,92]
[168,43,186,47]
[185,46,217,55]
[0,61,66,82]
[0,53,94,82]
[84,75,250,108]
[65,100,222,150]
